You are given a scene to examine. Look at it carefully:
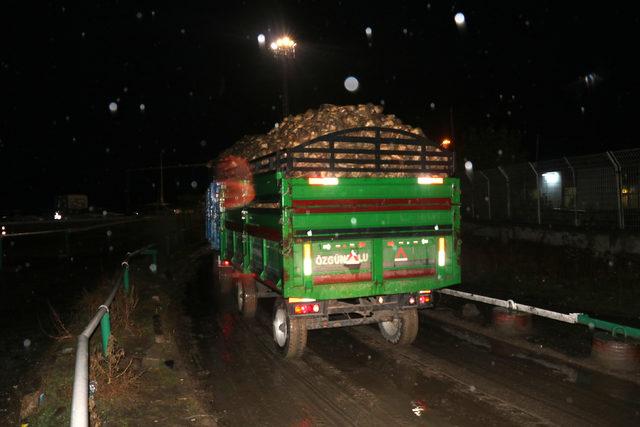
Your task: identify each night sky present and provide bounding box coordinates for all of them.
[2,1,639,212]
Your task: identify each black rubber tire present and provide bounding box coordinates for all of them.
[236,278,257,319]
[378,309,419,345]
[272,299,308,359]
[217,266,233,295]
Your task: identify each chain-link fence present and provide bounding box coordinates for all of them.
[461,149,640,230]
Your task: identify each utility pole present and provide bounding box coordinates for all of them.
[449,106,456,141]
[159,150,165,205]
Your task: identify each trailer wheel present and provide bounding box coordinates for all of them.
[379,309,419,345]
[217,267,233,295]
[236,278,257,319]
[272,299,307,359]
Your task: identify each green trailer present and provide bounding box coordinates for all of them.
[217,127,460,357]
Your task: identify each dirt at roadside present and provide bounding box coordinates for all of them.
[461,233,640,323]
[23,244,216,426]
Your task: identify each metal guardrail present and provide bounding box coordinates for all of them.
[0,218,149,272]
[70,244,158,427]
[438,288,640,339]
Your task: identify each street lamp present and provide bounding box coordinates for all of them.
[270,36,296,117]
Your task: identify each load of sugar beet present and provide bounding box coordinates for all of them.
[220,103,448,178]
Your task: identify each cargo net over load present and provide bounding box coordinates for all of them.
[218,103,454,179]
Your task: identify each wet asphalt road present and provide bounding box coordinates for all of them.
[175,254,640,427]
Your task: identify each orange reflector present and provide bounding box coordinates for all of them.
[289,297,316,303]
[438,237,446,267]
[303,243,312,276]
[308,177,339,186]
[418,177,444,185]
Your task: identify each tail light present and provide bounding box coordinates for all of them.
[418,177,444,185]
[222,260,230,267]
[308,177,339,186]
[438,237,446,267]
[294,303,321,315]
[303,243,312,276]
[419,295,431,304]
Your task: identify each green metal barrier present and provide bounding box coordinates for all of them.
[577,314,640,340]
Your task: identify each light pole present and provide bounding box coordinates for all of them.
[270,36,296,118]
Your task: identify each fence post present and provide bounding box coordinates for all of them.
[528,162,542,225]
[478,171,491,220]
[122,261,130,294]
[606,151,624,229]
[564,157,579,227]
[100,311,111,358]
[497,166,511,220]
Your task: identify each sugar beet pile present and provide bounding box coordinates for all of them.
[219,103,448,177]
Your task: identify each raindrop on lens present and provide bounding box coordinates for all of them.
[191,181,198,189]
[344,76,359,92]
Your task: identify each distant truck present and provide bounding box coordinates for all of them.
[207,127,460,358]
[55,194,88,213]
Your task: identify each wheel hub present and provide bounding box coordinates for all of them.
[237,283,244,312]
[273,307,288,347]
[380,318,400,336]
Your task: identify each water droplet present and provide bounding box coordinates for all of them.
[200,140,207,147]
[108,102,118,113]
[365,27,373,38]
[190,180,198,189]
[136,11,143,19]
[344,76,359,92]
[139,103,146,112]
[429,102,436,110]
[106,230,112,237]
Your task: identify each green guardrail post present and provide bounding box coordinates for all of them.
[123,262,130,294]
[577,314,640,340]
[100,311,111,358]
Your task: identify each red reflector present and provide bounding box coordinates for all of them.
[358,242,366,248]
[222,260,230,266]
[387,241,395,247]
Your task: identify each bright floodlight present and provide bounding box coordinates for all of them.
[441,138,451,149]
[542,171,560,185]
[344,76,359,92]
[270,36,296,57]
[454,12,466,25]
[257,33,266,44]
[464,161,473,172]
